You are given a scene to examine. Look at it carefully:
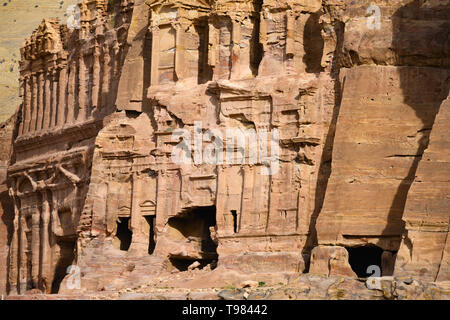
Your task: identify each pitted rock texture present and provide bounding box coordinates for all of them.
[0,0,448,299]
[0,115,15,295]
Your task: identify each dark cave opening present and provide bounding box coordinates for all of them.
[303,11,325,73]
[145,215,156,255]
[231,210,238,233]
[346,246,383,278]
[115,217,132,251]
[125,110,142,118]
[167,206,218,272]
[51,239,76,294]
[169,258,217,272]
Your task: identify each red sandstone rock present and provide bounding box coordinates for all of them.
[0,115,15,295]
[0,0,448,299]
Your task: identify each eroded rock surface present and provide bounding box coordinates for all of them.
[315,0,450,281]
[0,0,80,123]
[0,0,448,299]
[0,115,15,295]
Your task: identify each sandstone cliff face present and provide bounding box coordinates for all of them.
[0,115,15,295]
[74,0,340,292]
[395,91,450,282]
[315,0,450,279]
[5,0,133,294]
[0,0,449,298]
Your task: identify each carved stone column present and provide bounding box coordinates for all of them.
[129,171,146,253]
[51,190,63,237]
[57,67,67,127]
[23,76,32,134]
[31,195,41,289]
[18,77,25,135]
[31,73,38,132]
[230,20,241,80]
[100,44,111,115]
[67,63,76,124]
[155,170,167,237]
[78,54,88,123]
[150,26,160,86]
[174,23,183,81]
[105,179,116,235]
[47,188,59,289]
[50,71,58,128]
[19,213,28,294]
[40,190,51,293]
[36,72,44,131]
[286,11,295,57]
[8,190,19,295]
[208,25,218,76]
[43,71,52,130]
[91,45,101,114]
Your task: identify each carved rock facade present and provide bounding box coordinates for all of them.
[6,0,133,294]
[2,0,449,295]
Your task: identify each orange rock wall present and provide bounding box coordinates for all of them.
[0,0,449,296]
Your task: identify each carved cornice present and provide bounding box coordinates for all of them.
[146,0,212,10]
[13,119,103,153]
[212,0,259,14]
[262,0,322,13]
[8,146,90,176]
[21,19,63,61]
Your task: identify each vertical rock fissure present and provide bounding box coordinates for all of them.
[302,18,346,273]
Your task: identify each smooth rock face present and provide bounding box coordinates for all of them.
[317,65,450,249]
[315,0,450,278]
[0,0,448,298]
[395,93,450,282]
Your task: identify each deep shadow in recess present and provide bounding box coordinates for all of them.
[145,215,156,255]
[168,206,218,271]
[116,217,132,251]
[346,246,383,278]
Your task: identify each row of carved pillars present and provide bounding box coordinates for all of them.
[18,42,113,137]
[8,186,77,294]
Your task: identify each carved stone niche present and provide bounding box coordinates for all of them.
[208,80,272,129]
[104,167,159,255]
[259,0,324,76]
[146,0,212,85]
[79,0,109,37]
[7,148,89,294]
[209,0,264,80]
